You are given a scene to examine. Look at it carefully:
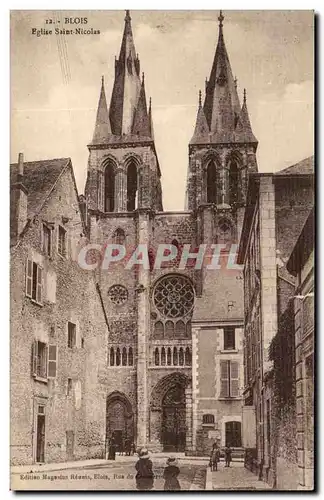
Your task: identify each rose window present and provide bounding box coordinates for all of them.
[108,285,128,305]
[153,275,194,318]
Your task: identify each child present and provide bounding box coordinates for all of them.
[163,457,181,491]
[135,448,154,491]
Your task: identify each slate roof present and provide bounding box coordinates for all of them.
[10,157,70,218]
[276,155,314,176]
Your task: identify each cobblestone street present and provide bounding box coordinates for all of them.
[208,462,271,491]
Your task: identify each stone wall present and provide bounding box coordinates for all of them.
[10,167,108,465]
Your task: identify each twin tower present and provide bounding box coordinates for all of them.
[85,10,258,229]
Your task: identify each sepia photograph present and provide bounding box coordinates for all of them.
[10,9,314,491]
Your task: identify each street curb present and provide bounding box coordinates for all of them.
[205,467,212,490]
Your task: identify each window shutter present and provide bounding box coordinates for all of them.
[32,340,38,376]
[36,265,43,304]
[230,361,239,397]
[220,360,229,397]
[48,345,57,378]
[26,259,33,297]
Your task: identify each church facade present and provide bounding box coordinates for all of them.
[84,11,258,455]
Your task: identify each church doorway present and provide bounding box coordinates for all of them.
[106,392,134,454]
[162,384,186,452]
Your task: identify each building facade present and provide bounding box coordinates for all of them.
[10,155,109,465]
[286,208,314,489]
[237,157,314,487]
[84,10,257,455]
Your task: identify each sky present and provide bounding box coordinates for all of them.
[10,10,314,211]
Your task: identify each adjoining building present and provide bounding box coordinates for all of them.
[286,208,314,489]
[10,155,109,465]
[237,157,314,487]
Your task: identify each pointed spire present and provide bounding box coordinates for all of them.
[92,76,111,144]
[132,72,151,137]
[218,10,224,28]
[203,10,241,141]
[235,88,258,144]
[148,97,154,140]
[109,10,142,135]
[190,90,210,144]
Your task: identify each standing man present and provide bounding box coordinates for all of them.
[224,445,232,467]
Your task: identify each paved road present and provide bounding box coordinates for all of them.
[11,460,206,491]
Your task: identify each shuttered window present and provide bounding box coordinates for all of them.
[32,341,57,380]
[26,259,43,304]
[220,360,240,398]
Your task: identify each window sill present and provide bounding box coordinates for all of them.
[202,424,215,428]
[220,349,238,354]
[218,397,241,401]
[29,298,43,307]
[33,375,48,384]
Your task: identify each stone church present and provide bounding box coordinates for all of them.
[84,10,258,455]
[10,10,259,464]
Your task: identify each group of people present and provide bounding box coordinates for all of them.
[209,442,232,471]
[107,435,136,460]
[135,448,181,491]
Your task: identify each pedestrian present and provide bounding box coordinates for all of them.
[124,437,129,456]
[210,443,220,471]
[163,457,181,491]
[224,445,232,467]
[131,442,136,456]
[135,448,154,491]
[108,435,116,460]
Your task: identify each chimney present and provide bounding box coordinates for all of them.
[11,152,28,241]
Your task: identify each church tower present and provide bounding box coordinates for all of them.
[186,11,258,245]
[85,11,163,449]
[85,10,163,214]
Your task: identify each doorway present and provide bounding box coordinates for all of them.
[106,392,134,454]
[162,384,186,452]
[36,405,45,463]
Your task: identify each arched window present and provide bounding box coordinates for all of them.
[128,347,133,366]
[112,228,125,246]
[186,322,191,338]
[104,162,115,212]
[175,320,186,338]
[127,162,138,211]
[161,347,166,366]
[122,347,127,366]
[173,347,178,366]
[185,347,192,366]
[206,160,217,203]
[165,321,175,338]
[154,321,164,339]
[225,421,242,447]
[167,347,172,366]
[179,347,184,366]
[110,347,115,366]
[203,414,215,425]
[116,347,121,366]
[154,348,160,366]
[229,160,239,206]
